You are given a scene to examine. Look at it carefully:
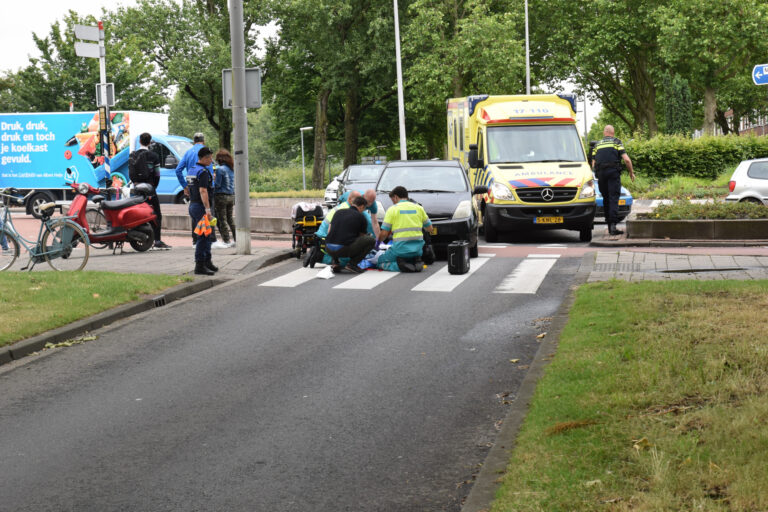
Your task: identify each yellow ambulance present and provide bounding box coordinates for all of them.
[446,94,596,242]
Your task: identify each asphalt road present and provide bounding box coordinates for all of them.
[0,234,587,512]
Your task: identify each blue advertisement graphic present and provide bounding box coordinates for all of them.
[0,112,129,190]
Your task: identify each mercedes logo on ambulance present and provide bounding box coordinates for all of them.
[541,188,555,202]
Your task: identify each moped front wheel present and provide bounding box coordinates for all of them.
[42,220,90,271]
[0,229,20,271]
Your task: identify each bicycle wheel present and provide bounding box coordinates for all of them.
[0,230,19,271]
[42,220,90,271]
[85,208,109,249]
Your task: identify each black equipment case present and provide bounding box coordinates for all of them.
[447,240,470,275]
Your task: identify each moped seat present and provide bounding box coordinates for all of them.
[101,196,147,210]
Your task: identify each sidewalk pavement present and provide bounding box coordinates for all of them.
[80,234,294,277]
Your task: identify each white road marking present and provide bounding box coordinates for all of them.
[494,256,559,294]
[478,244,509,248]
[411,257,491,293]
[333,271,399,290]
[527,253,561,258]
[478,253,495,258]
[259,267,323,287]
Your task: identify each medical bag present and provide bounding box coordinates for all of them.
[447,240,470,275]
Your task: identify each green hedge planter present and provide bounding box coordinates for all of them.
[628,219,768,239]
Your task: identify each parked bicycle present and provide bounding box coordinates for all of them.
[0,188,90,271]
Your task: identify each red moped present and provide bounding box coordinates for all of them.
[65,171,158,253]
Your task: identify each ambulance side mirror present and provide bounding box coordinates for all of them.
[468,144,483,169]
[473,185,488,195]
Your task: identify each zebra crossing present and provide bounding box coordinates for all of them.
[259,253,562,294]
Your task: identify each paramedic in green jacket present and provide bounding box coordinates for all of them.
[377,186,434,272]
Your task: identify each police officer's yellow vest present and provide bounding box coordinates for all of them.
[386,200,427,242]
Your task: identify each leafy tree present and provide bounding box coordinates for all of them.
[657,0,768,135]
[112,0,268,150]
[263,0,399,187]
[532,0,664,135]
[403,0,526,157]
[663,73,692,136]
[6,10,165,113]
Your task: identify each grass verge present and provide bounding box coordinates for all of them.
[626,170,732,200]
[492,280,768,511]
[0,272,189,348]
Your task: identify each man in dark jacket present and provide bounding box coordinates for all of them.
[130,132,171,249]
[591,125,636,235]
[325,196,376,273]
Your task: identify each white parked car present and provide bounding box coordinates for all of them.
[726,158,768,204]
[324,169,347,207]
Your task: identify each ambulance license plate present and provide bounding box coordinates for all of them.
[619,199,626,205]
[534,216,563,224]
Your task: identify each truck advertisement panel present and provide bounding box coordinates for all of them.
[0,111,131,190]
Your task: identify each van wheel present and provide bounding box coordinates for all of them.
[579,226,593,242]
[28,191,56,219]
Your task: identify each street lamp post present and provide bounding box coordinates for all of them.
[525,0,530,94]
[394,0,407,160]
[300,126,313,190]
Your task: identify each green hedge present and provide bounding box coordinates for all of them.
[625,134,768,181]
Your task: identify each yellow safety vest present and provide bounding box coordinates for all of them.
[383,200,430,242]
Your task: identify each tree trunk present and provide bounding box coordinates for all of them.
[312,89,331,189]
[344,88,359,168]
[702,86,716,136]
[715,109,731,135]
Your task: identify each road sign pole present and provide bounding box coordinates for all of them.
[229,0,251,255]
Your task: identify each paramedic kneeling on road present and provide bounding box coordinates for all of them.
[325,196,376,273]
[377,186,434,272]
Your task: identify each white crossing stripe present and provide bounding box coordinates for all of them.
[259,267,323,288]
[333,271,399,290]
[479,253,495,258]
[494,256,559,294]
[528,253,561,258]
[411,257,491,293]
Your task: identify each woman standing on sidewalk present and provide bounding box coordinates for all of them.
[212,149,236,248]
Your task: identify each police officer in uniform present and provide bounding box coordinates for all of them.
[187,146,218,275]
[591,125,635,235]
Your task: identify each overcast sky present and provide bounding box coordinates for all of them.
[2,0,141,73]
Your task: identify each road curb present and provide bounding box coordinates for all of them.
[591,238,768,248]
[0,278,228,367]
[461,251,595,512]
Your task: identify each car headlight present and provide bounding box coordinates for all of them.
[452,200,472,220]
[490,181,516,201]
[579,179,595,199]
[376,200,385,221]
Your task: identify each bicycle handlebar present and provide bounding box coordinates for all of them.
[0,188,36,205]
